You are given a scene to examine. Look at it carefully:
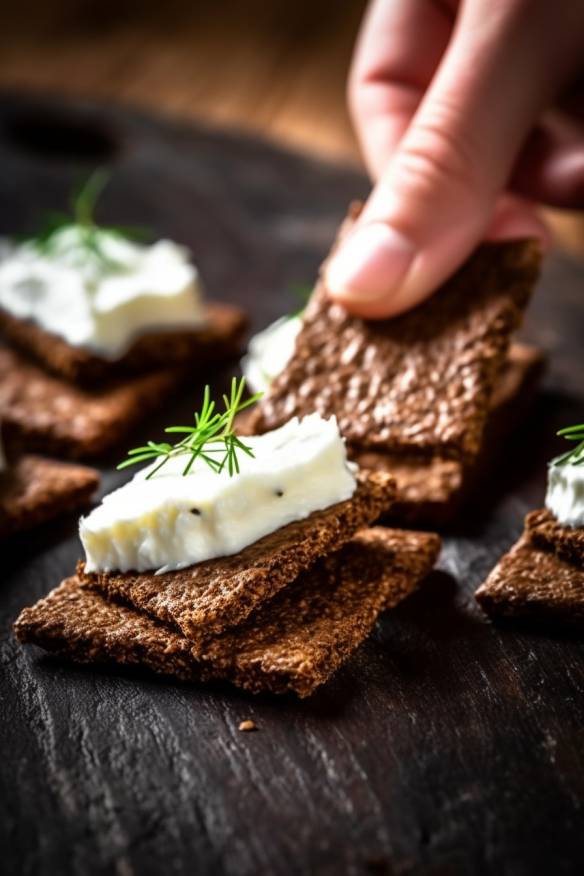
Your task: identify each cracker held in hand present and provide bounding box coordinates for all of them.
[78,470,395,647]
[243,204,541,525]
[1,455,98,537]
[249,210,539,462]
[15,528,440,697]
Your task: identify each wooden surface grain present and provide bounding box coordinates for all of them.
[1,93,584,876]
[0,0,364,164]
[0,0,583,254]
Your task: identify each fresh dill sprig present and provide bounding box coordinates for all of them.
[117,377,263,480]
[25,169,150,271]
[554,423,584,466]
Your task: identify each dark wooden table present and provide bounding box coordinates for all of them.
[1,93,583,876]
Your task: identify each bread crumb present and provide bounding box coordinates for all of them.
[238,720,257,732]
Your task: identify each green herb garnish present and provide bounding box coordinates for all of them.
[554,423,584,466]
[26,169,150,271]
[117,377,263,480]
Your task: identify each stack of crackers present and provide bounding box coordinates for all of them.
[476,509,584,629]
[0,289,245,536]
[12,203,552,694]
[15,472,441,696]
[0,302,246,460]
[0,453,99,538]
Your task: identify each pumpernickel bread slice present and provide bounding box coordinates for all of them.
[0,301,246,385]
[356,342,545,526]
[1,455,98,537]
[78,471,395,646]
[525,508,584,568]
[0,346,185,459]
[475,533,584,630]
[15,527,440,697]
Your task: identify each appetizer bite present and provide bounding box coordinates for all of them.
[0,423,99,537]
[476,425,584,629]
[240,202,543,527]
[15,379,441,697]
[0,172,246,458]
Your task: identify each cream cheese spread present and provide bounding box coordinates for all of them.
[241,314,302,394]
[0,228,206,357]
[80,413,357,574]
[545,461,584,528]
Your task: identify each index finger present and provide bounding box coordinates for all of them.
[349,0,454,179]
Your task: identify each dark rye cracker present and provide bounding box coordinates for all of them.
[0,455,98,537]
[354,452,463,528]
[475,533,584,630]
[238,343,545,527]
[247,206,540,462]
[78,471,395,647]
[355,342,545,526]
[198,529,440,694]
[0,346,185,459]
[15,575,201,681]
[0,302,246,385]
[15,528,441,697]
[525,508,584,568]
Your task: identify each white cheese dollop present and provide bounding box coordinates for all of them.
[0,228,206,357]
[80,413,357,574]
[241,314,302,394]
[545,461,584,528]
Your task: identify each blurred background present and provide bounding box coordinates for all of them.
[1,0,583,255]
[0,1,365,162]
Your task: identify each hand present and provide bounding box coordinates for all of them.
[325,0,584,318]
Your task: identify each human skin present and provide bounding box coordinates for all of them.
[324,0,584,318]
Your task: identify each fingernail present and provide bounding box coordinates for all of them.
[325,222,416,303]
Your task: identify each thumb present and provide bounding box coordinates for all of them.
[325,0,576,319]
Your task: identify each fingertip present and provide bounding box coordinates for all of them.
[324,221,416,315]
[325,287,405,320]
[325,219,481,321]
